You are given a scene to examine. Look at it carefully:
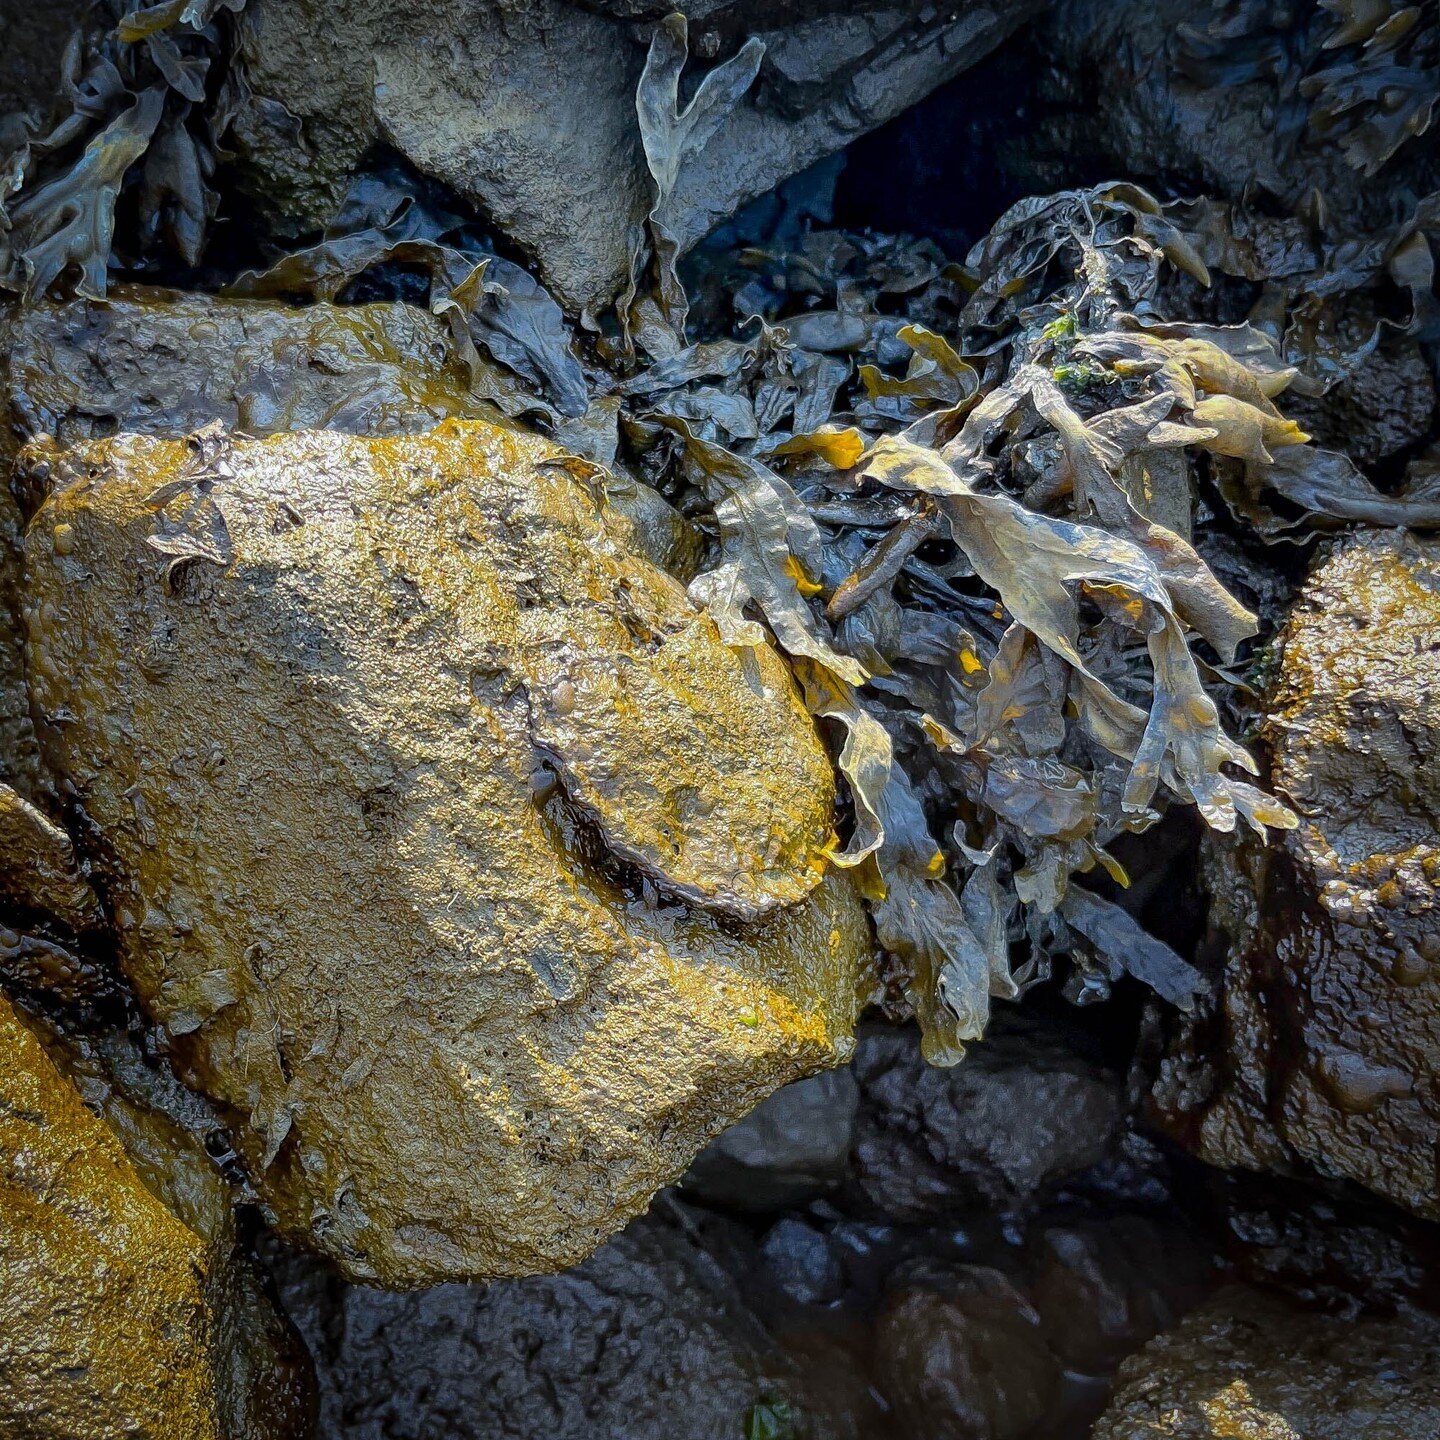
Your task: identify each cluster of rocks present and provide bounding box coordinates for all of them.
[1,2,1439,1438]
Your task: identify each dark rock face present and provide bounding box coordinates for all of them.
[683,1066,860,1211]
[235,0,1042,312]
[1027,1217,1211,1374]
[1091,1286,1440,1440]
[874,1262,1060,1440]
[1027,0,1440,233]
[0,0,86,123]
[1155,532,1440,1221]
[851,1023,1124,1219]
[274,1203,859,1440]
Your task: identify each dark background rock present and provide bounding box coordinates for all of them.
[683,1066,860,1212]
[850,1020,1124,1220]
[0,0,86,125]
[1155,532,1440,1222]
[271,1201,860,1440]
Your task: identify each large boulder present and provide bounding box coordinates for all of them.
[0,992,312,1439]
[19,417,869,1286]
[273,1201,859,1440]
[234,0,1042,313]
[850,1021,1123,1219]
[1028,0,1440,234]
[0,287,491,803]
[1091,1286,1440,1440]
[1155,532,1440,1221]
[0,289,694,803]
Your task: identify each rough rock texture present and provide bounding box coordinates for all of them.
[851,1022,1123,1219]
[0,0,86,123]
[0,285,692,826]
[1027,1217,1212,1374]
[1155,532,1440,1221]
[0,784,102,931]
[0,289,488,459]
[682,1065,858,1211]
[1091,1286,1440,1440]
[0,993,312,1439]
[235,0,1041,312]
[1030,0,1440,233]
[20,418,869,1286]
[272,1202,859,1440]
[874,1261,1060,1440]
[0,288,485,804]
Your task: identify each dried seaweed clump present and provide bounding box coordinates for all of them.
[0,0,245,299]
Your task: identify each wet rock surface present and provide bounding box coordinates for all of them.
[0,992,312,1439]
[235,0,1040,312]
[1155,532,1440,1220]
[684,1066,859,1212]
[850,1020,1124,1219]
[273,1200,858,1440]
[20,418,867,1285]
[1091,1285,1440,1440]
[874,1261,1060,1440]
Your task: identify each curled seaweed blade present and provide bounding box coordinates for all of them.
[1058,886,1206,1010]
[654,415,866,684]
[631,13,764,349]
[2,88,164,300]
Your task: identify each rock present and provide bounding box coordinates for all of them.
[20,418,870,1286]
[0,285,488,805]
[1154,531,1440,1221]
[873,1261,1061,1440]
[0,283,693,840]
[1283,332,1437,468]
[0,782,102,931]
[1091,1286,1440,1440]
[759,1217,845,1306]
[1027,1216,1213,1374]
[850,1022,1123,1220]
[682,1065,858,1211]
[235,0,1041,313]
[0,287,487,459]
[0,992,313,1439]
[273,1201,858,1440]
[0,0,86,123]
[1028,0,1440,234]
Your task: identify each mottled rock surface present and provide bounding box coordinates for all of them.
[0,0,85,123]
[235,0,1040,312]
[0,291,693,805]
[683,1065,858,1211]
[874,1261,1060,1440]
[0,288,484,805]
[851,1022,1123,1219]
[0,783,102,931]
[1092,1286,1440,1440]
[1030,0,1440,233]
[1155,532,1440,1220]
[20,418,869,1285]
[0,993,312,1439]
[272,1202,858,1440]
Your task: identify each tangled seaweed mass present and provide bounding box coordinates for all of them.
[3,1,1439,1065]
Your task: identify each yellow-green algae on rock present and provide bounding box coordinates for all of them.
[0,993,313,1440]
[20,417,871,1287]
